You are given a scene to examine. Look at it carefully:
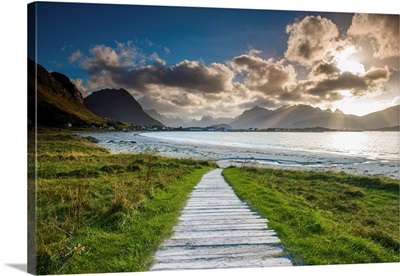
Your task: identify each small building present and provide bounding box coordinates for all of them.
[187,127,203,131]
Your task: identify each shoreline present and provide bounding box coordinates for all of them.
[78,131,400,179]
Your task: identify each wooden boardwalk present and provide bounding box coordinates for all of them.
[151,168,292,270]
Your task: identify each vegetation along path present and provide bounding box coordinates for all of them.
[151,168,292,270]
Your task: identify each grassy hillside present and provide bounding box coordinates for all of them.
[29,129,217,274]
[28,59,107,127]
[34,81,106,126]
[222,166,399,265]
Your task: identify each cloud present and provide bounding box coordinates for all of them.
[285,16,339,67]
[70,28,394,119]
[311,62,341,76]
[230,54,297,95]
[80,41,141,75]
[364,66,390,82]
[76,42,235,94]
[347,14,399,59]
[149,52,166,67]
[136,88,247,120]
[111,60,234,93]
[303,66,390,98]
[70,78,88,96]
[307,72,367,96]
[246,47,263,57]
[69,50,82,63]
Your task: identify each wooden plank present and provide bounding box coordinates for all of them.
[150,168,292,271]
[179,212,262,219]
[177,218,268,225]
[173,224,269,232]
[152,257,293,270]
[154,244,282,258]
[162,236,282,247]
[172,229,277,239]
[155,245,283,262]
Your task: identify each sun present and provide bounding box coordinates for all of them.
[333,46,365,75]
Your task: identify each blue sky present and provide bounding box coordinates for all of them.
[30,2,399,119]
[34,3,351,74]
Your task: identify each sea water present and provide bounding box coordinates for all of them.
[140,131,399,161]
[79,131,399,178]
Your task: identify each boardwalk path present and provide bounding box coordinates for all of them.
[151,168,293,270]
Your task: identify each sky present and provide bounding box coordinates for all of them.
[30,2,399,119]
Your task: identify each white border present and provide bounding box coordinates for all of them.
[0,1,398,276]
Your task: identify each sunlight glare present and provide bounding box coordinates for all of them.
[334,46,365,75]
[333,99,389,116]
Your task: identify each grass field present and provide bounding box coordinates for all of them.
[222,166,400,265]
[28,129,217,274]
[27,129,399,273]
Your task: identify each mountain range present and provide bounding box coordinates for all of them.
[146,104,399,131]
[229,104,399,130]
[29,59,399,131]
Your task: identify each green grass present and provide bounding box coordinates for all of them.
[29,129,217,274]
[222,166,400,265]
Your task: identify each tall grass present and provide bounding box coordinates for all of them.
[222,166,400,265]
[31,130,217,274]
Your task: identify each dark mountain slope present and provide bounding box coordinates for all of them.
[84,88,164,126]
[28,58,105,126]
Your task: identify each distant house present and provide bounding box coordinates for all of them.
[187,127,203,131]
[147,126,159,131]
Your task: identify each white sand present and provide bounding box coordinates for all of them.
[78,132,400,179]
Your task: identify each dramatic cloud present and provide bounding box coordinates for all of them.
[69,50,82,63]
[285,16,339,67]
[70,78,88,95]
[80,41,141,75]
[113,60,235,93]
[347,14,399,59]
[230,54,297,95]
[72,42,235,94]
[303,66,390,99]
[311,62,341,76]
[68,12,396,120]
[149,52,166,66]
[136,87,248,120]
[307,72,367,96]
[364,66,391,82]
[68,41,239,119]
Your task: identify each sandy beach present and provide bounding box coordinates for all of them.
[78,131,400,179]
